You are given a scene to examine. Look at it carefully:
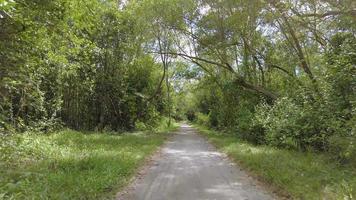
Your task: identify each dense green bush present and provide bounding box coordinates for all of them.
[253,87,354,151]
[255,97,312,149]
[135,121,147,131]
[328,135,356,165]
[194,113,210,127]
[190,74,354,153]
[185,110,196,121]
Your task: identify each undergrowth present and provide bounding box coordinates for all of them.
[0,123,178,199]
[194,125,356,200]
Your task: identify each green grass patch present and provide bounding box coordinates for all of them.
[194,125,356,200]
[0,125,178,199]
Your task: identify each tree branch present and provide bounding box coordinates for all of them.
[299,10,356,18]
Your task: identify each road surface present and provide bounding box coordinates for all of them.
[118,124,275,200]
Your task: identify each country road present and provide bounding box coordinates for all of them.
[118,124,275,200]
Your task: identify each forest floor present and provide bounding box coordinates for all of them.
[118,124,275,200]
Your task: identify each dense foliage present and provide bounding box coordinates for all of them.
[1,0,355,163]
[159,0,355,159]
[0,0,173,132]
[1,0,355,199]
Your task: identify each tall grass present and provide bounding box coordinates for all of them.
[195,125,356,200]
[0,126,176,199]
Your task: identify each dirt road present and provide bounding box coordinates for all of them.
[118,124,275,200]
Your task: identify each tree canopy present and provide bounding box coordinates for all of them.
[1,0,355,153]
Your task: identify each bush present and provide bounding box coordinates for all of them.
[134,121,147,131]
[253,96,345,151]
[244,124,266,145]
[195,113,210,127]
[208,110,219,128]
[254,98,301,149]
[185,110,196,121]
[157,116,173,129]
[328,135,356,165]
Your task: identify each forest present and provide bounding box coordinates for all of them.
[0,0,355,199]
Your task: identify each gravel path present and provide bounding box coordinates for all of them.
[118,124,275,200]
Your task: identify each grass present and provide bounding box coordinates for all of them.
[0,124,178,200]
[194,125,356,200]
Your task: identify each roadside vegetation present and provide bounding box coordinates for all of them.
[0,120,177,199]
[1,0,355,199]
[195,125,356,200]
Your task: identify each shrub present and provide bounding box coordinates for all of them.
[244,124,266,145]
[208,110,219,128]
[195,112,210,127]
[254,98,301,149]
[135,121,147,131]
[185,110,196,121]
[253,96,343,151]
[328,135,356,165]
